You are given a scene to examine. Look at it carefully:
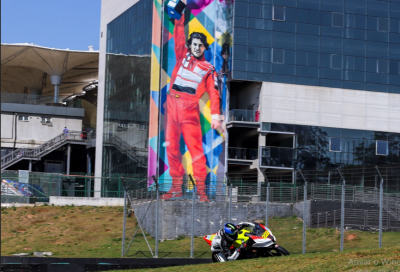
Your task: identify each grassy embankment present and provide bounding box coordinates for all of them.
[108,246,400,272]
[1,205,399,258]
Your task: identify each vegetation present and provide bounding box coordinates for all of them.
[1,206,399,259]
[107,246,400,272]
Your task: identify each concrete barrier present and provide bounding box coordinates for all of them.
[50,196,124,206]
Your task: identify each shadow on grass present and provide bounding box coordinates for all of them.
[126,251,210,258]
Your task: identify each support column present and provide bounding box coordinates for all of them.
[87,152,91,174]
[29,160,32,171]
[50,75,62,104]
[66,144,71,175]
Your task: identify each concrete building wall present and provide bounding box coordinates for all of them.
[95,0,140,195]
[260,82,400,133]
[1,114,14,139]
[50,196,124,206]
[1,113,82,148]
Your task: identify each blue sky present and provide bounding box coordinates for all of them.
[1,0,101,51]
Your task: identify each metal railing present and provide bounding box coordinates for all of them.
[228,147,258,160]
[260,146,295,168]
[1,92,74,106]
[311,208,400,230]
[228,109,257,122]
[104,134,147,167]
[1,131,84,169]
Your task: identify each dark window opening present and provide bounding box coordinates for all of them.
[272,48,284,64]
[273,6,285,21]
[377,18,389,32]
[330,137,341,152]
[332,12,344,27]
[377,59,388,74]
[376,140,388,155]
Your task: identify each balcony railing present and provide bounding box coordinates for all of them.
[260,146,295,168]
[228,109,257,122]
[1,93,77,107]
[228,147,258,160]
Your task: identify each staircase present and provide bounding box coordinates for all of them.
[104,134,147,168]
[1,131,85,170]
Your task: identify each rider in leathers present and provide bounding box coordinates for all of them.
[211,222,255,262]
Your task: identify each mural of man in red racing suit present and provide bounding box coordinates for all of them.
[163,15,221,202]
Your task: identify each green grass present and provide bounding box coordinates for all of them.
[1,207,399,258]
[105,246,400,272]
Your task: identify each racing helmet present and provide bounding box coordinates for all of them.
[223,223,239,242]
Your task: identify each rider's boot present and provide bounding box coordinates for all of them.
[161,178,183,200]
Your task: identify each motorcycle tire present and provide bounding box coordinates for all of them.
[273,246,290,256]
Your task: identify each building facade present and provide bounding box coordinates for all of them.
[96,0,152,196]
[96,0,400,195]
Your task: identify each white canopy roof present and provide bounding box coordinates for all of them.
[1,43,98,97]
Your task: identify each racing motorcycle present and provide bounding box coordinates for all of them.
[203,222,290,260]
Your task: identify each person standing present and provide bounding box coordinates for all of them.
[163,3,221,201]
[63,127,69,139]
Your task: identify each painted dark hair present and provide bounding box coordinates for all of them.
[186,32,209,50]
[221,43,230,56]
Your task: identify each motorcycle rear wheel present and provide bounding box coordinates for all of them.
[270,246,290,256]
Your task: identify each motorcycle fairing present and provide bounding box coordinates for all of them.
[203,233,217,246]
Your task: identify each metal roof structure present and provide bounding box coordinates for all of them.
[1,43,99,99]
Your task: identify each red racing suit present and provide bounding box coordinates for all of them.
[166,16,220,183]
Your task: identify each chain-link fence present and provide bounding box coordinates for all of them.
[120,168,400,258]
[2,166,400,258]
[1,171,144,202]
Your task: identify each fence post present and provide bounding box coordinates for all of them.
[118,175,121,198]
[375,166,384,248]
[334,210,336,228]
[121,187,127,258]
[325,212,328,228]
[299,170,307,255]
[48,174,52,198]
[152,175,159,258]
[337,168,346,252]
[266,182,270,228]
[228,183,232,222]
[189,174,196,258]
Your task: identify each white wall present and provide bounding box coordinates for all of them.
[260,82,400,133]
[50,196,124,206]
[1,113,82,148]
[95,0,140,195]
[1,114,14,139]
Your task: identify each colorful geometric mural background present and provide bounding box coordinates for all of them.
[148,0,233,192]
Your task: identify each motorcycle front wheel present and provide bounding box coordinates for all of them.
[270,246,290,256]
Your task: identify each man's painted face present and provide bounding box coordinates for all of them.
[190,38,205,58]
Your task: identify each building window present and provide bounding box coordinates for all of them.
[41,117,51,123]
[140,124,147,130]
[331,55,342,69]
[377,59,388,74]
[329,137,341,152]
[376,141,388,155]
[272,48,284,64]
[18,115,29,122]
[273,6,285,21]
[378,18,389,32]
[332,12,344,27]
[118,123,128,128]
